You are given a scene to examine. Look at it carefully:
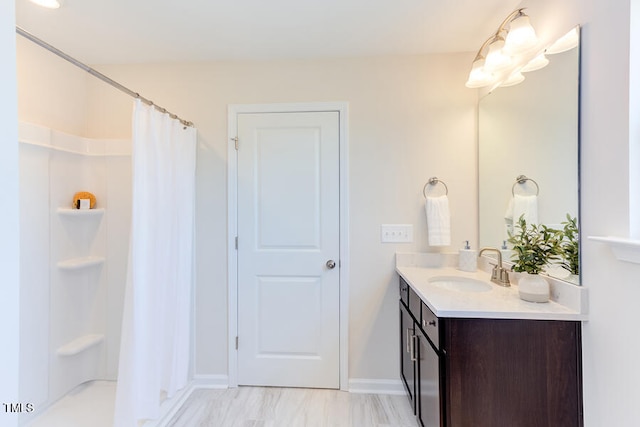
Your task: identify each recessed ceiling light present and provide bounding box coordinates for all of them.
[29,0,62,9]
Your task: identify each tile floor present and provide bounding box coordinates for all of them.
[167,387,417,427]
[23,381,417,427]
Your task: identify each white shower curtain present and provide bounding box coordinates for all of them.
[114,99,196,427]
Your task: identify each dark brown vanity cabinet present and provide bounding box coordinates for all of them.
[399,301,417,411]
[399,279,443,427]
[416,325,441,427]
[399,277,584,427]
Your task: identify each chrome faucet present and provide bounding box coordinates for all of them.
[478,247,511,287]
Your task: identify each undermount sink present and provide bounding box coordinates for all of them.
[429,276,492,293]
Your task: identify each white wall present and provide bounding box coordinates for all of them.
[85,54,479,380]
[16,36,88,136]
[519,0,640,426]
[104,152,132,379]
[577,2,640,426]
[18,137,50,413]
[630,1,640,238]
[0,0,21,424]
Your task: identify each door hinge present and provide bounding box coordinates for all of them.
[232,136,239,150]
[235,336,239,350]
[235,236,238,250]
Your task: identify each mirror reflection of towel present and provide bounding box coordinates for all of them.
[425,195,451,246]
[505,194,538,227]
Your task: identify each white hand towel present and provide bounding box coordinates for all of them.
[504,197,514,221]
[425,195,451,246]
[507,194,538,225]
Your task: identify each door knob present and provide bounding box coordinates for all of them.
[326,260,336,269]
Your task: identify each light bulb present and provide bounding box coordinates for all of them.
[465,57,494,88]
[504,14,538,54]
[484,37,512,72]
[500,71,525,87]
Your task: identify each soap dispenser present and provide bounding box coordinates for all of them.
[500,240,512,263]
[458,240,477,272]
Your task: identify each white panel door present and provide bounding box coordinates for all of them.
[237,111,340,388]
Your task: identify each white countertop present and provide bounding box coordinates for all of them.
[396,252,588,321]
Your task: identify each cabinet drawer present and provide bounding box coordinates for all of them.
[421,302,440,349]
[399,277,409,306]
[409,286,421,323]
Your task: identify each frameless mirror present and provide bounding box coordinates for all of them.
[478,26,581,284]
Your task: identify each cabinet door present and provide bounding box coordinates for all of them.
[417,330,441,427]
[399,301,416,413]
[444,318,583,427]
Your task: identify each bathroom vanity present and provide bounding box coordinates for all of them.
[397,253,587,427]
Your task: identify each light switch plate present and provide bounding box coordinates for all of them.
[380,224,413,243]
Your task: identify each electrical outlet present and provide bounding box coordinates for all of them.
[380,224,413,243]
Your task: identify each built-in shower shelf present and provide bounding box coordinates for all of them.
[57,207,105,217]
[56,334,104,357]
[57,256,105,270]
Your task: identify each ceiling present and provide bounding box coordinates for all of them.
[15,0,522,64]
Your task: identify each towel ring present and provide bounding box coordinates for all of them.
[511,175,539,196]
[423,177,449,199]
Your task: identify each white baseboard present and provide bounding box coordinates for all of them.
[348,378,406,395]
[191,374,230,389]
[147,382,197,427]
[149,375,229,427]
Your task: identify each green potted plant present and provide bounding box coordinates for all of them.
[559,214,579,280]
[508,216,563,302]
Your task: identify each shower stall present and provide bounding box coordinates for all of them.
[16,26,196,426]
[19,122,132,426]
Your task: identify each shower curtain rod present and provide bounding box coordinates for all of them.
[16,26,194,128]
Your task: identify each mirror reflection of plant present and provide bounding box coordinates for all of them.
[508,216,563,275]
[560,214,579,275]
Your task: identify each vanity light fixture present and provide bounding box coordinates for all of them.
[29,0,62,9]
[465,38,496,88]
[484,36,512,72]
[503,12,538,54]
[500,71,525,87]
[465,8,545,89]
[520,52,549,73]
[546,27,580,54]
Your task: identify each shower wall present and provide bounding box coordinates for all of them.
[18,122,131,424]
[17,29,133,424]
